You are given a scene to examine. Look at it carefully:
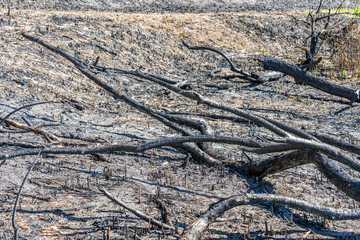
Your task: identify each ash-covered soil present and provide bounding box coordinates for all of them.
[0,2,360,240]
[1,0,358,12]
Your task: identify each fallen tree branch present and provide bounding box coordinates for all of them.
[182,40,257,81]
[0,101,60,126]
[238,149,313,178]
[310,132,360,155]
[182,40,284,83]
[242,148,360,202]
[258,57,360,104]
[0,116,89,146]
[0,143,137,160]
[2,117,63,143]
[180,193,360,240]
[98,186,175,231]
[12,159,37,240]
[313,152,360,202]
[286,136,360,173]
[0,135,261,161]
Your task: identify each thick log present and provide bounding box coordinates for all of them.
[180,193,360,240]
[313,152,360,202]
[238,149,313,179]
[258,57,360,103]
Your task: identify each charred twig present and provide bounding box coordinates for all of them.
[183,40,285,83]
[92,153,111,163]
[304,4,331,65]
[12,159,37,240]
[166,112,248,123]
[0,117,88,146]
[180,193,360,240]
[95,44,117,56]
[10,191,52,202]
[0,123,62,134]
[92,65,179,85]
[0,101,61,126]
[98,186,175,231]
[153,196,173,227]
[300,57,322,70]
[182,40,274,83]
[314,11,360,22]
[182,40,251,77]
[1,117,63,143]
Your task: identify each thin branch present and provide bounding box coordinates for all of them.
[1,117,63,143]
[183,40,285,83]
[93,65,179,85]
[12,159,37,240]
[315,11,360,22]
[0,101,61,126]
[182,40,254,79]
[0,117,88,146]
[137,135,260,152]
[0,143,138,160]
[0,135,260,161]
[315,0,323,14]
[98,186,175,230]
[180,193,360,240]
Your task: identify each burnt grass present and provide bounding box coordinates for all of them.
[1,2,360,240]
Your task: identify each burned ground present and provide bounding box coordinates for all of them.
[0,3,360,240]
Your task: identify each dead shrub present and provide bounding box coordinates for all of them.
[326,18,360,76]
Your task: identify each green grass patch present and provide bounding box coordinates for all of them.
[305,6,360,16]
[329,5,360,15]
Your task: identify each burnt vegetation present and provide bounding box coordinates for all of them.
[1,1,360,239]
